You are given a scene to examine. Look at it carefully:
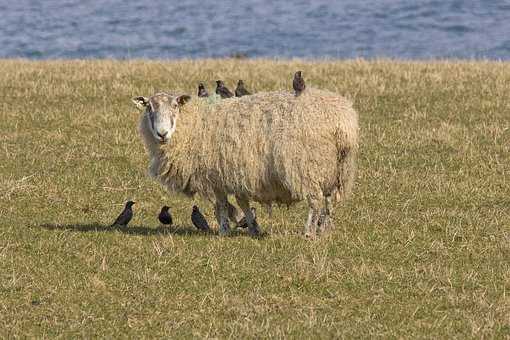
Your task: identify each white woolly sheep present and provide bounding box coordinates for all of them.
[132,88,359,237]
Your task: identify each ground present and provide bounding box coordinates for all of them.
[0,59,509,338]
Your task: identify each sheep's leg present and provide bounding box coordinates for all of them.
[214,193,231,236]
[317,195,333,234]
[227,200,242,225]
[235,196,261,236]
[304,210,321,238]
[305,196,321,238]
[304,210,315,237]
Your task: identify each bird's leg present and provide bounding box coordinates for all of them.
[235,196,261,236]
[214,193,231,236]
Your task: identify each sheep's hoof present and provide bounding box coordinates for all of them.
[304,224,317,239]
[304,231,317,239]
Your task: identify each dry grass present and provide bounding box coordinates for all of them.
[0,59,509,338]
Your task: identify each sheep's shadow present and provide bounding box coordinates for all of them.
[38,223,265,238]
[39,223,215,237]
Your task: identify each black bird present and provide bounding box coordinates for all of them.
[293,71,306,96]
[215,80,234,99]
[197,83,209,97]
[235,80,251,97]
[111,201,135,227]
[191,205,210,231]
[236,207,257,229]
[158,206,173,226]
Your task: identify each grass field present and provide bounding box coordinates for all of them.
[0,59,509,338]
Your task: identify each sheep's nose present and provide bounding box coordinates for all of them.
[157,131,168,140]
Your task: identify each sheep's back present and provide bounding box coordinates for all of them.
[166,88,358,202]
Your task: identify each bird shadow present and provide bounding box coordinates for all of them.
[38,223,267,238]
[39,223,214,237]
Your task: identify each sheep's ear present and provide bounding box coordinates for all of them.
[132,96,149,110]
[176,94,191,106]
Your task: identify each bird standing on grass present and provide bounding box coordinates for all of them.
[158,206,173,226]
[111,201,135,227]
[293,71,306,96]
[191,205,210,231]
[215,80,234,98]
[197,83,209,97]
[235,80,251,97]
[236,207,257,229]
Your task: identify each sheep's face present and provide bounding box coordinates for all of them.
[132,93,191,144]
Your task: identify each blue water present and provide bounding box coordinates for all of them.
[2,0,510,59]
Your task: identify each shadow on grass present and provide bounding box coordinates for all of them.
[39,223,215,237]
[38,223,267,238]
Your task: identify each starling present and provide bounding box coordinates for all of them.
[158,206,173,226]
[236,207,257,229]
[235,80,251,97]
[197,83,208,97]
[111,201,135,227]
[215,80,234,99]
[191,205,210,231]
[293,71,306,96]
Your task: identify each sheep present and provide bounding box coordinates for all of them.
[132,88,359,237]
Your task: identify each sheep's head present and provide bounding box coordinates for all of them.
[132,92,191,144]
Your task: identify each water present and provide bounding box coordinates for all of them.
[1,0,510,60]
